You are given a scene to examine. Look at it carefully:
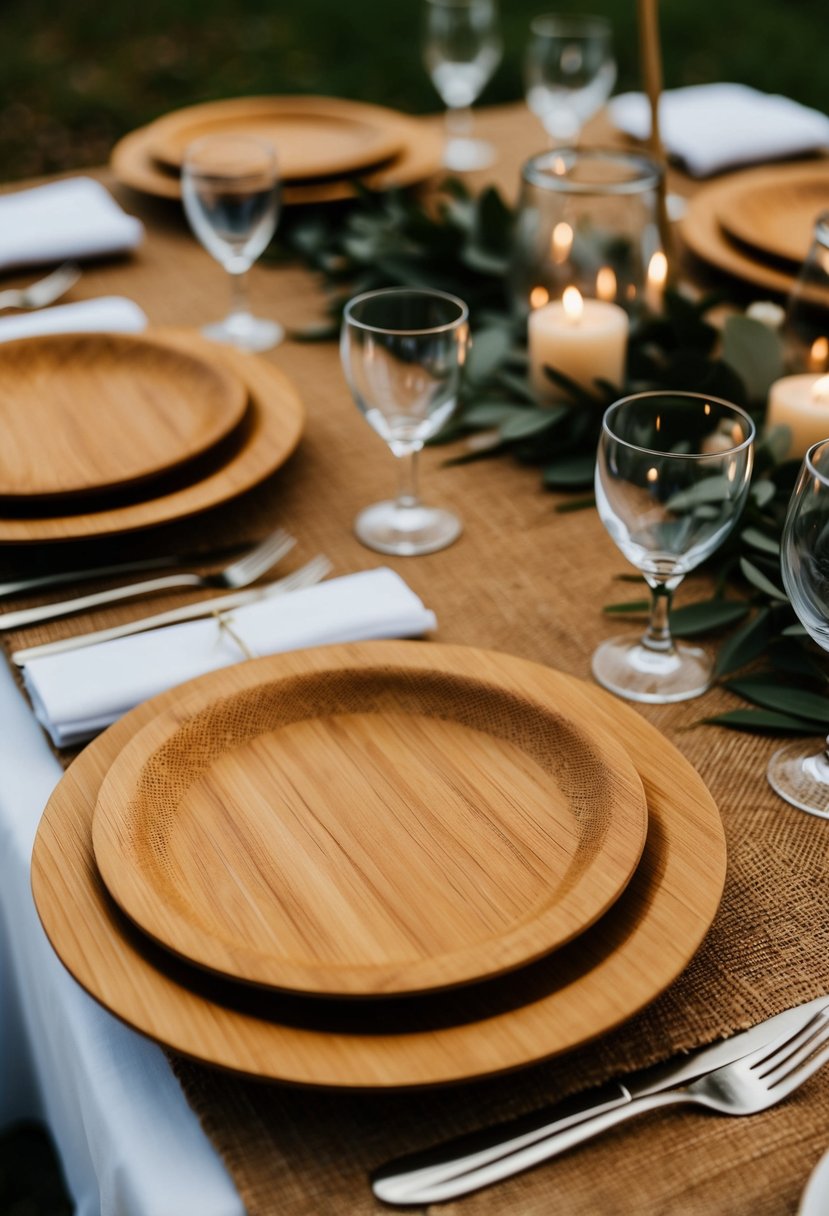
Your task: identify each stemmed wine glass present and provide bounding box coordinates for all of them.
[524,13,617,145]
[181,134,282,352]
[422,0,502,172]
[767,438,829,817]
[594,391,756,703]
[340,287,469,556]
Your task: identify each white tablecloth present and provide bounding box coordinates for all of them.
[0,659,244,1216]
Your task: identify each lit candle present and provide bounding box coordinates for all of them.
[645,250,668,313]
[766,374,829,459]
[528,287,629,402]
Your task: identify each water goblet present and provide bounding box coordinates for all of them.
[593,391,756,703]
[767,438,829,818]
[340,287,469,556]
[181,133,282,352]
[422,0,502,172]
[524,13,617,145]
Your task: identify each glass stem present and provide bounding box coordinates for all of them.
[642,582,675,654]
[395,446,421,511]
[446,106,473,140]
[228,269,250,320]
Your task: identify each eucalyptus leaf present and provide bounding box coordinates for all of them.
[721,314,785,403]
[782,622,809,637]
[554,496,596,513]
[714,607,773,676]
[739,556,788,602]
[461,401,520,428]
[768,639,827,680]
[543,454,596,487]
[702,709,823,734]
[603,599,651,614]
[741,527,780,556]
[750,479,776,509]
[500,409,565,441]
[465,327,512,384]
[665,476,732,512]
[725,677,829,725]
[669,599,748,637]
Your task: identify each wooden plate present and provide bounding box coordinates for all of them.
[0,329,303,544]
[148,96,405,181]
[110,117,443,207]
[32,642,727,1088]
[92,648,648,997]
[0,332,248,502]
[715,164,829,267]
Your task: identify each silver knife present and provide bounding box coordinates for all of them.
[372,994,829,1207]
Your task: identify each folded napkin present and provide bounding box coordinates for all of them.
[610,83,829,177]
[0,177,144,271]
[23,568,438,747]
[0,296,148,344]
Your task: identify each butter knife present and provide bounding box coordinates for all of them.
[372,994,829,1206]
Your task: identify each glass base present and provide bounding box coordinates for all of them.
[202,312,284,353]
[767,741,829,819]
[354,500,462,556]
[592,631,713,704]
[443,137,497,172]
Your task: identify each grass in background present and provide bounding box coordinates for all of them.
[0,0,827,182]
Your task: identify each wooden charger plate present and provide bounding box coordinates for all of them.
[110,115,443,207]
[32,642,727,1088]
[715,163,829,268]
[92,647,648,997]
[148,96,405,181]
[0,332,248,501]
[0,329,303,544]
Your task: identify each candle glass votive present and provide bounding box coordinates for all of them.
[783,211,829,374]
[509,148,663,319]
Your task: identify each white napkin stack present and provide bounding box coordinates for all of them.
[0,297,148,344]
[22,568,438,747]
[610,83,829,177]
[0,177,144,271]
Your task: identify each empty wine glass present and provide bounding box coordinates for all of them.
[524,13,617,145]
[594,391,755,703]
[423,0,502,172]
[767,439,829,818]
[181,134,282,352]
[341,287,469,556]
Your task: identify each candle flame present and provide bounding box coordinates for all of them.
[647,467,658,483]
[562,286,583,324]
[529,286,550,309]
[551,221,573,264]
[813,375,829,403]
[647,251,668,289]
[810,337,829,371]
[596,266,617,301]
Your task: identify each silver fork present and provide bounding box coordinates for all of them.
[377,1009,829,1206]
[0,529,296,631]
[0,262,81,311]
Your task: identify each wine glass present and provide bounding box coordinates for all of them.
[422,0,502,172]
[767,438,829,818]
[524,13,617,145]
[594,391,756,703]
[340,287,469,556]
[181,134,282,352]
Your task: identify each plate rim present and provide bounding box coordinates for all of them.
[714,165,829,267]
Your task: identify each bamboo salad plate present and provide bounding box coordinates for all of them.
[714,163,829,267]
[0,329,304,544]
[0,332,248,502]
[32,642,728,1088]
[91,646,649,996]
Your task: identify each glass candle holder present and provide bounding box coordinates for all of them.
[509,148,664,319]
[783,211,829,374]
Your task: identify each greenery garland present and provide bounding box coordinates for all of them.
[278,181,828,738]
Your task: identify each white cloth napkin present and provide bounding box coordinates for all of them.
[609,83,829,177]
[0,177,144,271]
[23,568,438,747]
[0,297,148,344]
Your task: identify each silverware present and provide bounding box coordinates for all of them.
[0,262,81,311]
[0,529,295,631]
[372,995,829,1207]
[12,556,332,664]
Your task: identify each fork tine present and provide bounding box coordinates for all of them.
[769,1038,829,1102]
[749,1009,829,1076]
[761,1012,829,1088]
[230,530,294,579]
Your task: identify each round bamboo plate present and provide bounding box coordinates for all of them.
[0,329,303,544]
[110,117,443,207]
[0,332,248,501]
[92,648,648,997]
[714,164,829,268]
[148,96,406,180]
[32,642,727,1088]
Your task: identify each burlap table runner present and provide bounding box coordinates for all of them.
[2,106,827,1213]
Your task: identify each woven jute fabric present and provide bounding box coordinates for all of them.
[2,107,828,1214]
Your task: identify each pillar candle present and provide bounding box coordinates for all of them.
[766,374,829,459]
[529,287,628,403]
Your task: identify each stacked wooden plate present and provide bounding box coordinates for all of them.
[0,328,304,544]
[111,96,444,207]
[32,640,727,1088]
[680,160,829,295]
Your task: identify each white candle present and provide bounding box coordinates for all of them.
[766,374,829,459]
[529,287,628,403]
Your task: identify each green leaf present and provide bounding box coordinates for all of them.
[500,408,566,441]
[603,599,651,614]
[741,526,780,557]
[750,479,777,509]
[782,622,809,637]
[721,314,785,402]
[714,607,773,676]
[465,327,512,384]
[702,709,823,734]
[739,556,788,602]
[665,476,733,512]
[461,401,519,428]
[768,639,827,680]
[670,599,749,637]
[554,495,596,513]
[543,454,596,488]
[287,320,340,342]
[461,245,510,276]
[725,677,829,725]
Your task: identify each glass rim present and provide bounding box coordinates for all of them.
[521,147,662,195]
[342,287,470,336]
[601,391,757,459]
[182,133,279,172]
[529,12,612,38]
[811,210,829,245]
[804,438,829,483]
